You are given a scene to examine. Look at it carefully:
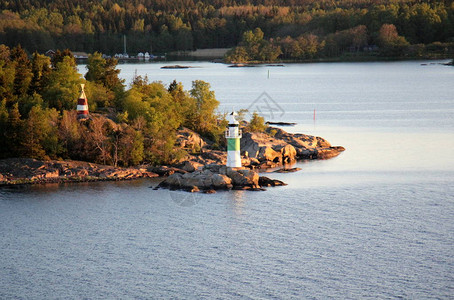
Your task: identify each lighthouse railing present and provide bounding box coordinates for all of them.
[225,129,242,138]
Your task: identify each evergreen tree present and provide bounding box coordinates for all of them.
[21,105,47,159]
[0,99,9,158]
[51,49,75,69]
[30,52,51,95]
[10,45,33,97]
[5,103,22,156]
[42,56,84,111]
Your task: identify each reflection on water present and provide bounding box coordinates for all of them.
[230,191,246,217]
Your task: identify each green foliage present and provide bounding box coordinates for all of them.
[278,34,326,60]
[42,56,84,111]
[18,92,44,117]
[85,52,124,94]
[0,41,230,166]
[30,52,51,95]
[0,60,16,103]
[120,79,215,165]
[59,109,82,158]
[85,52,105,84]
[188,80,221,139]
[4,103,23,156]
[0,99,9,157]
[0,43,187,166]
[225,47,250,63]
[129,129,144,166]
[85,81,114,111]
[0,99,8,124]
[10,45,33,97]
[246,112,267,133]
[51,50,75,69]
[226,28,282,62]
[21,105,61,159]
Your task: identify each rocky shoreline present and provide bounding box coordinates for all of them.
[0,126,344,191]
[0,158,161,186]
[157,164,287,193]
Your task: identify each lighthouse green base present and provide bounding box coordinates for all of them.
[227,137,241,168]
[227,138,240,151]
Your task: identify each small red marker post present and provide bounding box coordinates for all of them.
[313,109,316,121]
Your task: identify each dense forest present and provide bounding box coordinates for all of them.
[0,0,453,59]
[0,45,232,166]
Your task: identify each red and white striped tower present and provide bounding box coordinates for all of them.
[77,84,89,120]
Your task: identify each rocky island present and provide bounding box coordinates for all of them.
[0,45,347,193]
[0,126,344,192]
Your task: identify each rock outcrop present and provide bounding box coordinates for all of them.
[174,126,344,171]
[158,164,286,192]
[239,127,344,168]
[0,158,158,185]
[176,127,205,152]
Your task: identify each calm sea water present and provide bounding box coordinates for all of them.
[1,61,453,299]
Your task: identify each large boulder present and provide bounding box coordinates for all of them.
[180,160,203,172]
[203,163,223,173]
[151,166,186,176]
[201,150,227,165]
[272,144,297,163]
[162,173,184,187]
[211,173,233,189]
[159,169,232,190]
[258,146,282,163]
[282,144,297,162]
[241,132,260,158]
[316,136,331,148]
[240,131,299,164]
[176,128,206,151]
[226,168,260,188]
[159,165,269,191]
[316,146,345,159]
[259,176,287,187]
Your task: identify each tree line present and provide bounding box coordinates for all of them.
[225,21,453,62]
[0,45,227,166]
[0,0,453,57]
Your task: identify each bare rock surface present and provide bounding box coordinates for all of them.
[158,164,285,192]
[0,158,158,185]
[238,127,344,168]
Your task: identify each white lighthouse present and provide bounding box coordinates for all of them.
[225,111,242,168]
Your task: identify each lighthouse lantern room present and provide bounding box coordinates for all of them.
[225,111,242,168]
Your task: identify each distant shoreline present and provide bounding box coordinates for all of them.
[77,54,452,65]
[222,54,453,65]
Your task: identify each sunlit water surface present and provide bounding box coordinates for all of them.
[1,61,453,299]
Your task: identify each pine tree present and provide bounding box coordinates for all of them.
[0,99,9,158]
[10,45,33,97]
[5,103,23,156]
